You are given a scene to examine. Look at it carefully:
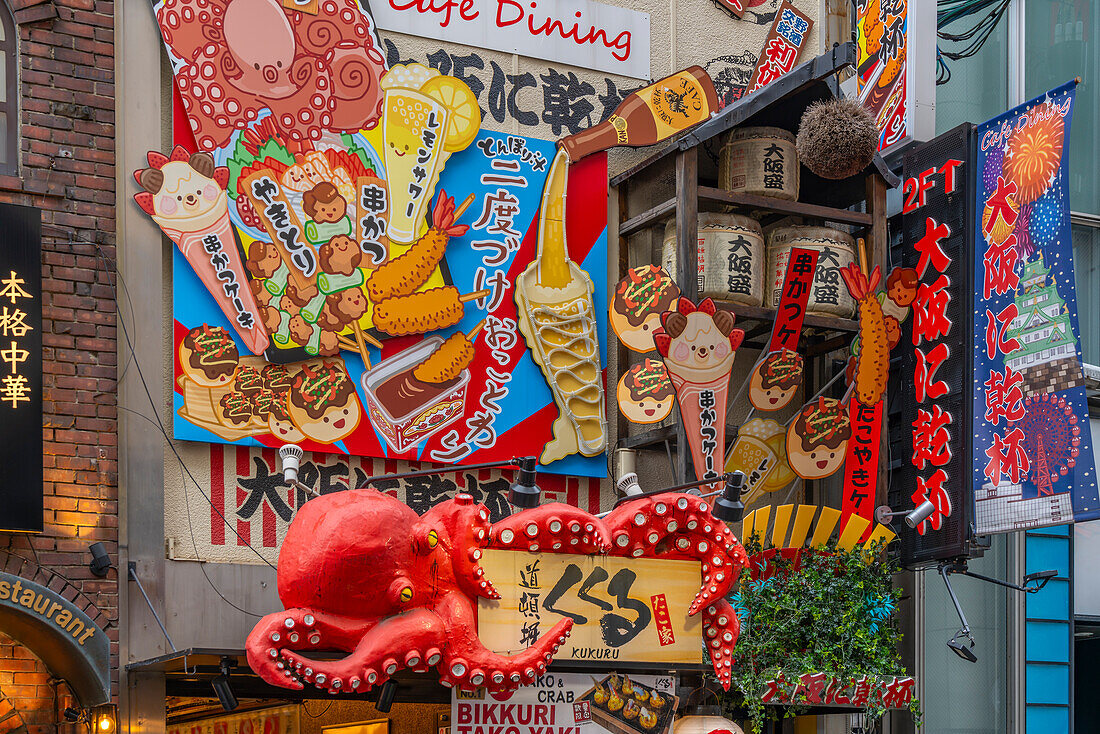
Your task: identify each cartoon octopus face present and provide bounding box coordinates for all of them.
[223,0,297,99]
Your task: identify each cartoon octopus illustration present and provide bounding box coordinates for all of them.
[156,0,387,150]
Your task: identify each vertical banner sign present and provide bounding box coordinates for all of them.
[0,204,42,533]
[972,81,1098,534]
[746,2,814,95]
[841,399,882,532]
[893,125,971,566]
[856,0,908,151]
[768,248,818,352]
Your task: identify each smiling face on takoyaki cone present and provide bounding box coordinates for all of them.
[268,398,306,444]
[179,325,239,388]
[286,362,361,443]
[786,397,852,480]
[617,359,675,424]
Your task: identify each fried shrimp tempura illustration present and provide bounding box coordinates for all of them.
[364,191,471,302]
[840,263,888,406]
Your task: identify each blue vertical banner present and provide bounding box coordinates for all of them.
[972,80,1098,533]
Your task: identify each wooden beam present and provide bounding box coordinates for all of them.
[698,186,873,226]
[620,198,676,238]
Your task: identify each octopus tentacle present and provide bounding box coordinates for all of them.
[421,493,500,601]
[489,502,612,554]
[702,599,740,690]
[245,607,377,689]
[434,592,573,692]
[604,494,746,614]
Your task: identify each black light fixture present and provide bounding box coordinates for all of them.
[507,456,540,508]
[63,707,81,723]
[874,501,936,529]
[211,657,239,712]
[89,542,112,578]
[939,560,1057,664]
[376,679,398,713]
[711,472,748,523]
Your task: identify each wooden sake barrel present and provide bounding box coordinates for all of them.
[661,213,765,307]
[766,225,857,318]
[719,126,799,201]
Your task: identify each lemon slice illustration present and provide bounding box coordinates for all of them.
[420,76,482,152]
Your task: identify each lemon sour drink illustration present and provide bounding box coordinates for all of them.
[380,64,480,245]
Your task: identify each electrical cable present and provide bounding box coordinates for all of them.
[76,235,279,571]
[935,0,1011,86]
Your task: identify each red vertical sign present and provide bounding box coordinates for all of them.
[769,247,819,352]
[841,398,883,529]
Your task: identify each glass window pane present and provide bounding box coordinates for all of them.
[0,53,6,104]
[1072,223,1099,365]
[935,12,1008,135]
[921,534,1009,733]
[1026,1,1100,216]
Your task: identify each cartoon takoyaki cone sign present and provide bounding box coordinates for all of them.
[654,297,745,484]
[785,397,852,480]
[610,264,681,353]
[617,358,675,424]
[287,361,362,444]
[748,348,804,411]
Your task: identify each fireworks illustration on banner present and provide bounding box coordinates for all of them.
[982,141,1006,194]
[1029,187,1063,250]
[1013,202,1033,259]
[1013,392,1081,497]
[1004,102,1065,205]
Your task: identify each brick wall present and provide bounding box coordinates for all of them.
[0,0,119,723]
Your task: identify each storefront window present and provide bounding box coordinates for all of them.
[935,10,1008,135]
[921,534,1010,733]
[1026,0,1100,216]
[1073,222,1099,365]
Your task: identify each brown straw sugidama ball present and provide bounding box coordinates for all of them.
[796,98,878,180]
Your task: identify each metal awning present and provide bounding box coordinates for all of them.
[127,648,450,704]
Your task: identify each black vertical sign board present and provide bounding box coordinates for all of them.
[0,203,42,532]
[888,124,975,567]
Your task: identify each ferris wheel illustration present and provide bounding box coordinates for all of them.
[1012,392,1082,495]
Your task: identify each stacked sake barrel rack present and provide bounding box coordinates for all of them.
[610,43,898,487]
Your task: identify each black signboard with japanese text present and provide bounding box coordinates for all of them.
[889,125,975,567]
[0,203,42,532]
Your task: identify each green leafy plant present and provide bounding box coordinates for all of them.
[717,538,920,732]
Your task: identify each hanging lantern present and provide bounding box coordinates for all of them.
[673,705,746,734]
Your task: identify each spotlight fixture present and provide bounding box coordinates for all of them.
[279,444,304,484]
[211,657,239,712]
[615,472,644,498]
[938,560,1058,664]
[947,629,978,663]
[63,707,81,723]
[376,679,398,713]
[874,500,936,528]
[507,456,541,508]
[711,472,748,523]
[89,542,111,578]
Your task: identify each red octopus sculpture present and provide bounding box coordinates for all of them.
[156,0,387,151]
[246,489,747,694]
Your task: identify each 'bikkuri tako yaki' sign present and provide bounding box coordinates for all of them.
[453,673,676,734]
[147,0,609,476]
